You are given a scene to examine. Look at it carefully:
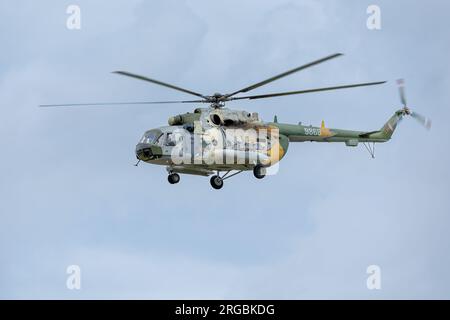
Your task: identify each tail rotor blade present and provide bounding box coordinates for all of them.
[397,79,407,107]
[411,111,432,130]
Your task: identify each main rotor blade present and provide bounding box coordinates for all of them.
[113,71,207,99]
[39,100,206,107]
[224,53,344,99]
[411,111,432,130]
[228,81,386,101]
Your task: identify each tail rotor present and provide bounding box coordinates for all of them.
[397,79,431,130]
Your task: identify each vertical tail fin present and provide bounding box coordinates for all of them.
[379,110,404,140]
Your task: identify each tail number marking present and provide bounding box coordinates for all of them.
[304,127,321,136]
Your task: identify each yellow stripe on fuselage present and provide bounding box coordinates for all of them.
[267,141,285,165]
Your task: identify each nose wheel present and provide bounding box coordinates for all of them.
[210,175,224,190]
[168,173,180,184]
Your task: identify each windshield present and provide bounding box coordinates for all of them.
[140,130,162,144]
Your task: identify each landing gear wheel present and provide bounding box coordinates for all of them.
[253,165,266,179]
[168,173,180,184]
[210,175,224,190]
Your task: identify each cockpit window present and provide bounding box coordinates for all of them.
[140,130,162,144]
[155,134,163,145]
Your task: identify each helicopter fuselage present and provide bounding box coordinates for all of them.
[135,107,392,177]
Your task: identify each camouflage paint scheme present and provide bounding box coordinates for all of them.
[272,110,402,144]
[135,107,404,176]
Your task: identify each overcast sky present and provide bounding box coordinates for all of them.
[1,0,449,299]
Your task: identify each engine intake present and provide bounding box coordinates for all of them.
[209,109,260,126]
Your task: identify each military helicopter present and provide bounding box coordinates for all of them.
[41,53,431,189]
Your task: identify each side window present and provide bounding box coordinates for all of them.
[165,133,176,146]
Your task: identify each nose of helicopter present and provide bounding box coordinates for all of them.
[135,143,162,160]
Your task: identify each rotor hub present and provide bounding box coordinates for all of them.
[207,93,227,108]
